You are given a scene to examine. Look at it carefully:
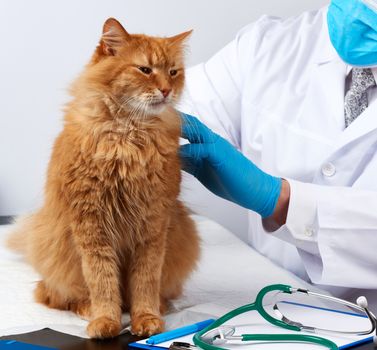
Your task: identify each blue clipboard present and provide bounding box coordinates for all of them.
[0,340,56,350]
[129,302,374,350]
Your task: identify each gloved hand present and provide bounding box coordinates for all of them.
[180,113,282,218]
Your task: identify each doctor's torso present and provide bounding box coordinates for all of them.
[238,8,377,278]
[180,7,377,307]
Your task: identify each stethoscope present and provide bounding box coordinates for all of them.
[190,284,377,350]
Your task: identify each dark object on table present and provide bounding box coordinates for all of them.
[0,216,14,225]
[0,329,142,350]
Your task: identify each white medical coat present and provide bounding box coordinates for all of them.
[179,7,377,309]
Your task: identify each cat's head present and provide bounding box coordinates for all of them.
[76,18,191,118]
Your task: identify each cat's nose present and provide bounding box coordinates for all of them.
[159,88,171,98]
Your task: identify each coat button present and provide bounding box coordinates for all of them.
[321,162,336,177]
[304,227,314,237]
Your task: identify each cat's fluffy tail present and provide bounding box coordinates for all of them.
[6,215,31,254]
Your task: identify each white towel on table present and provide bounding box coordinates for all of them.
[0,215,317,338]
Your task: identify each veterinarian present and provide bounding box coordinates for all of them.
[179,0,377,311]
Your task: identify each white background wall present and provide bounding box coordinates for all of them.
[0,0,328,241]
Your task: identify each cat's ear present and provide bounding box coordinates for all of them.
[100,18,131,56]
[167,30,193,47]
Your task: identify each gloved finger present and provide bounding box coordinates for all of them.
[180,143,211,176]
[180,156,197,175]
[179,112,217,144]
[179,144,202,176]
[179,143,210,162]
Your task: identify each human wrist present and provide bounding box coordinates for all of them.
[270,179,290,226]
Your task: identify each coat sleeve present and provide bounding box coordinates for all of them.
[268,179,377,289]
[178,23,259,148]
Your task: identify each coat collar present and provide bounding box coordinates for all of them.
[305,6,377,156]
[312,6,339,65]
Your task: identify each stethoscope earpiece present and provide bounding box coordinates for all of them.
[357,296,368,309]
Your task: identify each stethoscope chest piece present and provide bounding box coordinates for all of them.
[201,326,235,345]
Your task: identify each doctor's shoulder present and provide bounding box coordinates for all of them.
[234,7,328,69]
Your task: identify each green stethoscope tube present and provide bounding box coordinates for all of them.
[193,284,338,350]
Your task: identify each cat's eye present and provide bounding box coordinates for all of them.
[170,69,178,76]
[139,66,152,75]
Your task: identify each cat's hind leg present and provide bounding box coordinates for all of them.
[35,280,92,320]
[34,280,69,311]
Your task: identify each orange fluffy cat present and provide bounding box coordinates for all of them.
[7,18,199,339]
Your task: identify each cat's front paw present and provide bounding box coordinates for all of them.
[87,316,121,339]
[131,314,164,336]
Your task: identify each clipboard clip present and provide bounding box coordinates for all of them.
[169,342,197,350]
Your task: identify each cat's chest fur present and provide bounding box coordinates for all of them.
[85,114,181,206]
[94,126,179,185]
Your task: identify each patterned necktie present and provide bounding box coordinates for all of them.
[344,68,376,128]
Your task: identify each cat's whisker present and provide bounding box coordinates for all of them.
[106,94,149,138]
[122,100,148,141]
[104,94,132,140]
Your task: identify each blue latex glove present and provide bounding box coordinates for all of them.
[180,113,282,218]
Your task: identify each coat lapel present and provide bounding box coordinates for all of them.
[331,97,377,154]
[299,59,347,140]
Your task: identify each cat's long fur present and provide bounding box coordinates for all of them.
[7,18,199,339]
